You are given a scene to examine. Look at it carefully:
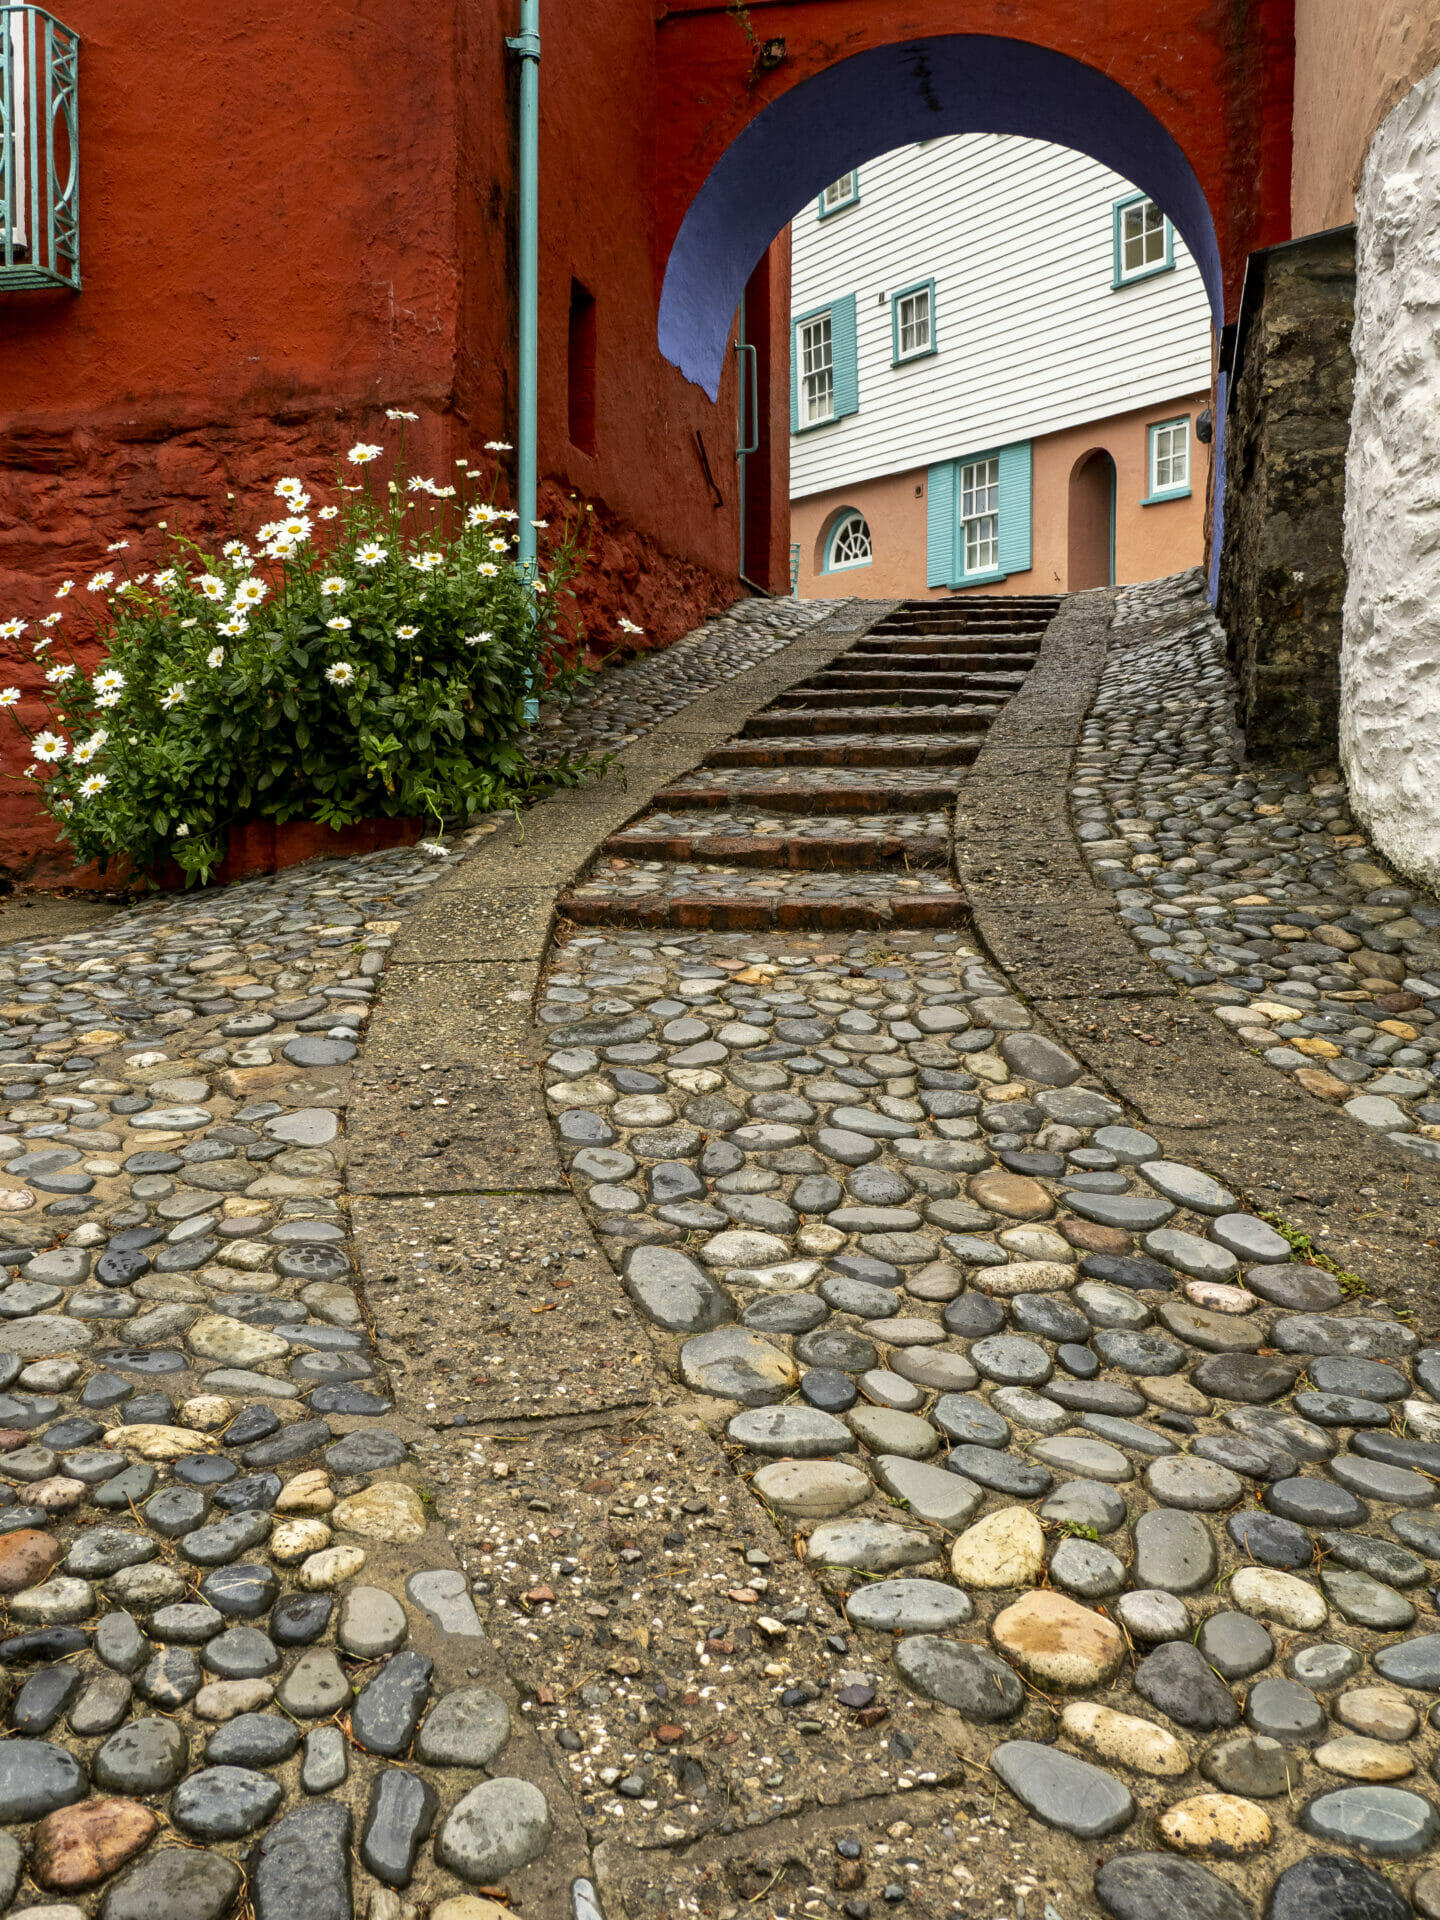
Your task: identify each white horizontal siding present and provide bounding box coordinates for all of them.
[790,135,1214,501]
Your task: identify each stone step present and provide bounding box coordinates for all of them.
[655,769,969,809]
[824,654,1036,674]
[604,805,950,869]
[558,863,968,931]
[707,733,983,768]
[852,637,1044,656]
[775,682,1014,708]
[742,706,996,737]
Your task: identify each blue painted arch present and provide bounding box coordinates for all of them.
[658,34,1223,401]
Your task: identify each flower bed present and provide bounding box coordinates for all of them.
[2,417,605,884]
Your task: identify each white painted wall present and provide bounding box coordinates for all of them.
[1344,62,1440,891]
[789,135,1214,502]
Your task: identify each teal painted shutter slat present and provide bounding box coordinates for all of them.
[789,317,800,435]
[996,441,1032,575]
[831,294,859,420]
[926,461,955,587]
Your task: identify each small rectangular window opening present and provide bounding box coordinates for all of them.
[800,313,834,424]
[1151,419,1190,495]
[567,279,597,455]
[960,456,1000,573]
[820,172,858,214]
[1117,197,1169,283]
[896,286,931,358]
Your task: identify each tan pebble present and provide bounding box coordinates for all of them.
[992,1591,1124,1689]
[969,1172,1053,1221]
[430,1900,515,1920]
[1314,1735,1415,1781]
[274,1468,334,1514]
[270,1518,334,1564]
[998,1226,1074,1263]
[1137,1375,1212,1414]
[1294,1067,1351,1101]
[1060,1702,1190,1777]
[980,1260,1075,1298]
[194,1677,276,1720]
[1334,1686,1418,1743]
[332,1482,428,1544]
[1413,1867,1440,1920]
[950,1506,1045,1588]
[26,1478,86,1514]
[1292,1036,1342,1059]
[300,1544,367,1589]
[0,1528,61,1591]
[1158,1792,1272,1856]
[796,1224,846,1256]
[1183,1281,1256,1315]
[1229,1567,1326,1630]
[109,1423,214,1462]
[33,1797,156,1890]
[751,1460,871,1519]
[180,1395,233,1432]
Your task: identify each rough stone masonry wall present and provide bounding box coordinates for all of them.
[1343,60,1440,894]
[1218,230,1355,762]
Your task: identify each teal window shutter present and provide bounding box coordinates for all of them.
[926,461,956,587]
[789,317,800,435]
[996,441,1032,575]
[830,294,859,420]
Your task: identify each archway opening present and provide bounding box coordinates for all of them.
[1068,450,1116,590]
[658,35,1223,401]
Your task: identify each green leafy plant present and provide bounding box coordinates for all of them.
[3,417,613,883]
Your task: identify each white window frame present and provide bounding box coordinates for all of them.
[826,510,872,572]
[818,171,858,218]
[959,456,1000,575]
[799,312,834,427]
[893,283,932,362]
[1148,417,1191,499]
[1114,194,1172,286]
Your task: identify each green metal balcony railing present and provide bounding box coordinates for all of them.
[1,5,78,290]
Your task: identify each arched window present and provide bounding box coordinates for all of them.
[826,509,872,570]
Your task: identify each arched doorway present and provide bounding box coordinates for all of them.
[1068,450,1116,590]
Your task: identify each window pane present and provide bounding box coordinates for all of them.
[1121,200,1166,276]
[830,513,871,568]
[898,289,930,355]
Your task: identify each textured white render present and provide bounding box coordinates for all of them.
[789,135,1213,501]
[1344,63,1440,891]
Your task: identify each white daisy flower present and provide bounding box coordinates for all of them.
[159,682,188,711]
[325,661,355,686]
[93,668,126,695]
[206,647,225,669]
[233,578,267,609]
[326,616,351,632]
[0,688,19,707]
[31,731,67,762]
[280,516,311,541]
[275,477,306,502]
[418,840,450,858]
[317,505,339,520]
[72,731,106,764]
[218,616,248,637]
[152,568,178,590]
[464,631,492,647]
[531,518,548,528]
[106,539,130,553]
[179,619,198,630]
[86,571,115,593]
[356,543,387,566]
[477,562,499,578]
[195,575,227,601]
[77,773,108,798]
[222,539,252,562]
[54,581,74,599]
[53,795,72,814]
[395,624,420,640]
[174,822,190,837]
[44,664,76,685]
[407,552,443,574]
[0,619,26,639]
[94,690,122,710]
[386,408,419,421]
[488,537,509,553]
[39,612,63,628]
[319,577,347,598]
[347,443,384,465]
[618,617,644,635]
[467,503,500,525]
[484,440,513,451]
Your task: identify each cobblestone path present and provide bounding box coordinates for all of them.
[0,583,1438,1920]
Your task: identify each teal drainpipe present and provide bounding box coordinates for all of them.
[507,0,540,720]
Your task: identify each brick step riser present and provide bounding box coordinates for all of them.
[708,741,982,767]
[742,711,994,737]
[854,639,1043,656]
[654,784,966,813]
[867,615,1057,634]
[558,891,970,932]
[601,833,950,870]
[827,655,1037,670]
